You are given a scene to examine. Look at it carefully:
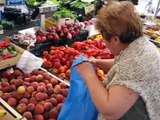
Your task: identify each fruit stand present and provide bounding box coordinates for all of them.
[0,0,160,120]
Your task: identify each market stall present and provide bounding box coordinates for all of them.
[0,0,160,120]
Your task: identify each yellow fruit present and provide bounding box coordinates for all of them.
[17,86,26,94]
[97,70,104,76]
[0,109,7,117]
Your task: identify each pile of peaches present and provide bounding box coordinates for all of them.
[0,69,68,120]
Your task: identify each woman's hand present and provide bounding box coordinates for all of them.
[75,62,97,82]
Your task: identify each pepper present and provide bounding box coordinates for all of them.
[10,51,17,57]
[2,53,12,59]
[2,48,9,54]
[7,45,15,51]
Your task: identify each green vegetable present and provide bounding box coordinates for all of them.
[70,1,91,9]
[7,46,15,51]
[52,8,77,20]
[2,48,9,54]
[27,0,36,5]
[10,51,17,57]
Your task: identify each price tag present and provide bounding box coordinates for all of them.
[51,6,58,11]
[39,6,58,13]
[84,4,94,15]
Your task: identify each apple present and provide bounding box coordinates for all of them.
[17,86,26,94]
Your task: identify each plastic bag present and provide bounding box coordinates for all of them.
[58,56,98,120]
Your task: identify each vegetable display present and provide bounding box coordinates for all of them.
[0,41,17,61]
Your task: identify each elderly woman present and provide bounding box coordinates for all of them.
[76,1,160,120]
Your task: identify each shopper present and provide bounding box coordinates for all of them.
[76,1,160,120]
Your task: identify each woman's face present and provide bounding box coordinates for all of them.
[104,36,127,56]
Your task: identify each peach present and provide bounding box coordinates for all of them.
[17,86,26,94]
[46,83,53,89]
[23,82,30,87]
[43,93,49,99]
[37,70,44,75]
[47,87,54,96]
[23,111,32,120]
[2,71,11,78]
[32,91,37,97]
[61,58,67,65]
[53,58,61,63]
[24,77,31,82]
[43,72,51,80]
[19,98,29,105]
[39,82,46,87]
[13,70,23,77]
[7,97,17,106]
[14,79,23,87]
[35,104,44,114]
[2,93,11,101]
[36,74,44,82]
[31,82,39,89]
[44,102,53,111]
[58,66,66,73]
[44,79,49,84]
[34,114,44,120]
[50,78,58,86]
[9,78,16,84]
[62,88,69,97]
[27,103,35,112]
[23,92,30,99]
[43,61,53,68]
[66,69,71,77]
[2,82,9,87]
[56,103,63,112]
[59,73,66,79]
[53,85,61,94]
[17,76,24,79]
[59,82,67,89]
[54,62,61,68]
[11,92,22,100]
[49,108,58,119]
[27,86,35,94]
[56,94,64,103]
[16,103,27,113]
[2,87,9,93]
[36,92,44,101]
[37,86,47,93]
[39,100,45,106]
[30,75,37,82]
[31,69,39,75]
[51,68,59,74]
[29,97,37,105]
[49,98,57,106]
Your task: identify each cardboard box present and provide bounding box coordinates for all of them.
[0,98,27,120]
[0,42,24,70]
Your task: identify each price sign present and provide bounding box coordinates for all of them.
[39,7,51,13]
[84,4,94,15]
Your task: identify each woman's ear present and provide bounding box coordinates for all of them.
[111,36,121,46]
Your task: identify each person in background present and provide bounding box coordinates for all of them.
[76,1,160,120]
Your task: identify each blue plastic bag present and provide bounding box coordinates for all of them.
[58,56,98,120]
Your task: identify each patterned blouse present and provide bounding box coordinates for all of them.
[98,37,160,120]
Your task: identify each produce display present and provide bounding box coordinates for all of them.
[42,39,113,81]
[26,0,61,7]
[0,41,17,61]
[52,8,77,20]
[41,23,81,43]
[0,69,69,120]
